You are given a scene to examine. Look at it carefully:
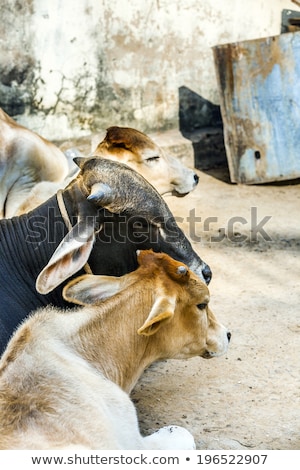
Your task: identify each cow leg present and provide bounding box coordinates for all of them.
[143,425,196,450]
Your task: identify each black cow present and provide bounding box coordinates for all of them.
[0,157,211,354]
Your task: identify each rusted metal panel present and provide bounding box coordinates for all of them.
[213,32,300,184]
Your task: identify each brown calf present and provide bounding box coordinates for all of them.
[0,250,230,449]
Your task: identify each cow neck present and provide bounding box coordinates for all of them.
[74,281,155,394]
[0,195,70,354]
[0,185,100,354]
[0,195,71,327]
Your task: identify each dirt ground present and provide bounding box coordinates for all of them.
[130,166,300,450]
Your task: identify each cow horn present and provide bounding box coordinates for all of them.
[87,183,113,203]
[177,265,188,275]
[73,156,89,169]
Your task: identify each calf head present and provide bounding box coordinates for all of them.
[135,250,230,359]
[93,126,199,196]
[36,158,211,295]
[63,250,230,361]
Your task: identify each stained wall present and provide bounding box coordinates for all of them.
[0,0,294,139]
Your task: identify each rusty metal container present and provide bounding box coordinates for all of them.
[213,32,300,184]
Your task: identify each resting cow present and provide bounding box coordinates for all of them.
[0,250,230,449]
[0,111,199,217]
[15,126,200,215]
[0,157,211,355]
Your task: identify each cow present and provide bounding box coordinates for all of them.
[0,250,230,449]
[0,108,69,218]
[0,157,212,355]
[15,125,200,215]
[0,113,199,216]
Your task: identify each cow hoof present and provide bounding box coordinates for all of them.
[144,425,196,450]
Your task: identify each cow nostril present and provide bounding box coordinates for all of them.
[227,332,231,342]
[202,264,212,285]
[194,174,199,185]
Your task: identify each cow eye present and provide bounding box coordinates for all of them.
[146,156,160,162]
[197,303,207,310]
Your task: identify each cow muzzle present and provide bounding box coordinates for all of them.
[202,263,212,285]
[202,328,231,359]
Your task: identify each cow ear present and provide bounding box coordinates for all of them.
[137,296,176,336]
[63,274,123,306]
[36,220,95,295]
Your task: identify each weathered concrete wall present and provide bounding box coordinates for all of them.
[0,0,294,139]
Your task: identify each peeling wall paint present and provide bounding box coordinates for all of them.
[0,0,294,139]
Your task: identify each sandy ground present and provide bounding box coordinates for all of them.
[130,167,300,450]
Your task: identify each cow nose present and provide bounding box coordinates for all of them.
[227,332,232,342]
[194,173,199,185]
[202,264,212,285]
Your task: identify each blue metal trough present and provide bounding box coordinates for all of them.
[213,32,300,184]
